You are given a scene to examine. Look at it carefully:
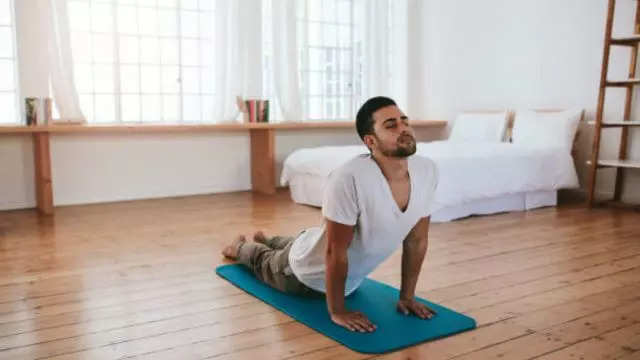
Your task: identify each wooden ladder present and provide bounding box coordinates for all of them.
[588,0,640,207]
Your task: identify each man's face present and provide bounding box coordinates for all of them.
[366,105,416,158]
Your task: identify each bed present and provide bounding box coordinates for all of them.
[280,109,582,222]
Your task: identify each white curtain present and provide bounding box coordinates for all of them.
[356,0,408,108]
[14,0,83,121]
[214,0,263,123]
[359,0,391,99]
[43,0,84,121]
[271,0,303,122]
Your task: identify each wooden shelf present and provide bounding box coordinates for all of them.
[588,159,640,169]
[611,35,640,46]
[0,120,447,134]
[588,0,640,207]
[588,121,640,127]
[605,79,640,87]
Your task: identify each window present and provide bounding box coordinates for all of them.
[67,0,216,123]
[297,0,357,121]
[263,0,394,122]
[0,0,17,124]
[66,0,396,124]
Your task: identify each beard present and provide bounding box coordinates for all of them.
[377,134,417,158]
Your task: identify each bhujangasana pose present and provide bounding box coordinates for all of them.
[222,96,440,333]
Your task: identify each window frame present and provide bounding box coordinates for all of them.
[67,0,216,124]
[296,0,358,121]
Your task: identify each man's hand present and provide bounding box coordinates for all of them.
[396,298,436,319]
[330,310,377,332]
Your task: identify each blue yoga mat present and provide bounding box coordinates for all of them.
[216,264,476,354]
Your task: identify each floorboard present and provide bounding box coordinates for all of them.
[0,190,638,359]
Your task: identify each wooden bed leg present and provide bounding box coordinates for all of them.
[33,132,54,215]
[250,128,276,194]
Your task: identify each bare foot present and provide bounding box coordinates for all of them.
[253,231,267,244]
[222,235,246,259]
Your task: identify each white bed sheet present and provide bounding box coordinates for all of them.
[280,141,578,221]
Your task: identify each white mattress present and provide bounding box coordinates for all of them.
[281,141,578,222]
[286,170,557,222]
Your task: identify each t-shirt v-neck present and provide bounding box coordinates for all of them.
[288,154,439,295]
[373,157,413,215]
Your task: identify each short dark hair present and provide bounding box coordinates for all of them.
[355,96,397,140]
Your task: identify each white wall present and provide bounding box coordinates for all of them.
[417,0,640,203]
[0,136,35,209]
[0,133,250,210]
[50,133,252,206]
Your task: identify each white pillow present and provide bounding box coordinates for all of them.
[512,109,583,151]
[448,112,510,142]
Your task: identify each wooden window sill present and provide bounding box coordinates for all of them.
[0,120,447,134]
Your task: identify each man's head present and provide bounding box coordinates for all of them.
[356,96,416,158]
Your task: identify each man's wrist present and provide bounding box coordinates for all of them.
[328,307,346,316]
[328,303,346,315]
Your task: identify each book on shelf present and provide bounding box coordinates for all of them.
[240,98,270,123]
[25,97,54,126]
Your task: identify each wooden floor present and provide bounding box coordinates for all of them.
[0,190,639,360]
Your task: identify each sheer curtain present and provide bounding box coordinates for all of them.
[358,0,390,99]
[43,0,84,121]
[214,0,263,123]
[356,0,408,110]
[270,0,302,122]
[15,0,84,122]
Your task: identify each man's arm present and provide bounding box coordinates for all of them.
[398,216,436,319]
[325,219,377,332]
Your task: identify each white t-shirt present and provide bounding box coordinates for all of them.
[288,154,440,295]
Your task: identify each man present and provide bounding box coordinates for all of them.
[222,96,439,333]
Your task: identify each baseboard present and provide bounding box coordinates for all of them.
[567,188,639,205]
[0,200,37,211]
[558,189,586,203]
[557,188,622,204]
[0,185,253,212]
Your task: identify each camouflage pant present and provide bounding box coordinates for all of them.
[237,235,322,297]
